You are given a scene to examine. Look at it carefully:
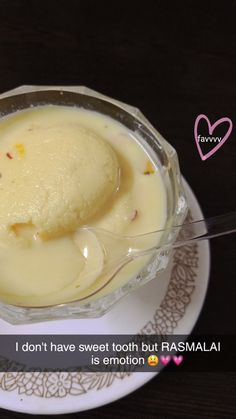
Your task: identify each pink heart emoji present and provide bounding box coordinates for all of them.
[194,114,233,161]
[172,355,183,366]
[160,355,171,366]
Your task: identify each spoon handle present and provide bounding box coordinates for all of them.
[159,211,236,251]
[133,211,236,256]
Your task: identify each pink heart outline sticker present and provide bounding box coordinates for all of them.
[194,114,233,161]
[160,355,171,366]
[172,355,183,366]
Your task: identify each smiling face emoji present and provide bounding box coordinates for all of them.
[147,354,159,366]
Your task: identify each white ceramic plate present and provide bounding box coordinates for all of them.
[0,179,210,414]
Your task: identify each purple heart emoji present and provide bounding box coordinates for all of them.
[160,355,171,366]
[194,114,233,161]
[172,355,183,366]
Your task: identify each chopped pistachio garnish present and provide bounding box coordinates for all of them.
[6,152,13,159]
[144,160,155,175]
[130,209,138,221]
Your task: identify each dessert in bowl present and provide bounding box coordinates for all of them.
[0,86,187,323]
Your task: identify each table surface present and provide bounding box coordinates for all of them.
[0,1,235,418]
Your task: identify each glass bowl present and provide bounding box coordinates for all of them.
[0,86,187,324]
